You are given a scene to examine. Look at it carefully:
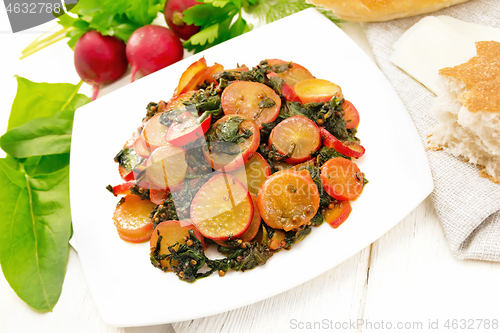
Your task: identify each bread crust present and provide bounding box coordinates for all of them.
[440,41,500,112]
[307,0,471,22]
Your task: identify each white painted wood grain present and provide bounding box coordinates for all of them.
[362,197,500,333]
[172,246,371,333]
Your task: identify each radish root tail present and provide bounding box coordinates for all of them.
[91,84,100,101]
[131,66,138,83]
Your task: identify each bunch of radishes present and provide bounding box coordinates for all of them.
[74,0,200,100]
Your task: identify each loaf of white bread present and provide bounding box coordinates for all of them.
[306,0,470,22]
[428,41,500,183]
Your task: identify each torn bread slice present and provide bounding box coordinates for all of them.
[428,41,500,183]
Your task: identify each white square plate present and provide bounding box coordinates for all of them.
[70,9,433,327]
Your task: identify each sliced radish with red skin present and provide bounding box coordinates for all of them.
[190,173,253,241]
[214,193,261,246]
[118,231,153,243]
[123,132,140,149]
[119,164,135,181]
[281,82,301,102]
[257,169,320,231]
[150,220,205,270]
[269,115,321,164]
[146,143,187,190]
[320,127,365,158]
[113,195,156,243]
[266,59,315,87]
[268,230,286,250]
[267,72,301,102]
[142,113,170,151]
[294,79,343,104]
[176,58,207,96]
[166,111,211,146]
[203,115,260,172]
[203,63,224,83]
[110,180,134,196]
[320,158,363,201]
[228,65,249,72]
[133,135,152,158]
[166,90,197,111]
[150,189,168,205]
[221,81,281,129]
[342,100,360,129]
[324,200,352,229]
[227,152,271,196]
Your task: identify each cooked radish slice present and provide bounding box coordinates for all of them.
[324,200,352,229]
[342,100,360,129]
[123,131,140,149]
[166,111,211,146]
[257,169,320,231]
[269,115,320,164]
[109,180,134,196]
[113,195,156,243]
[281,81,301,102]
[150,189,168,205]
[228,65,249,72]
[228,152,271,196]
[320,127,365,158]
[221,81,281,129]
[266,59,315,87]
[150,220,205,270]
[203,63,224,83]
[142,113,170,151]
[119,164,135,181]
[320,157,364,201]
[166,90,197,111]
[267,72,301,102]
[146,143,187,190]
[190,173,253,240]
[294,79,343,104]
[176,58,207,96]
[215,193,261,246]
[203,115,260,172]
[268,230,286,250]
[133,135,152,158]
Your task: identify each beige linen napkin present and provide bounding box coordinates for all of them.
[363,0,500,261]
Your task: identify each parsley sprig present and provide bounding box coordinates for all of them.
[183,0,340,53]
[182,0,257,53]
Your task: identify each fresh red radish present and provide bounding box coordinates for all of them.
[164,0,200,40]
[74,30,128,101]
[126,25,184,82]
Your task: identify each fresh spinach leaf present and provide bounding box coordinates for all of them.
[1,109,75,158]
[0,159,71,312]
[0,78,89,312]
[7,77,87,130]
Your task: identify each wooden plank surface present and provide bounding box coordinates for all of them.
[172,247,371,333]
[363,198,500,332]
